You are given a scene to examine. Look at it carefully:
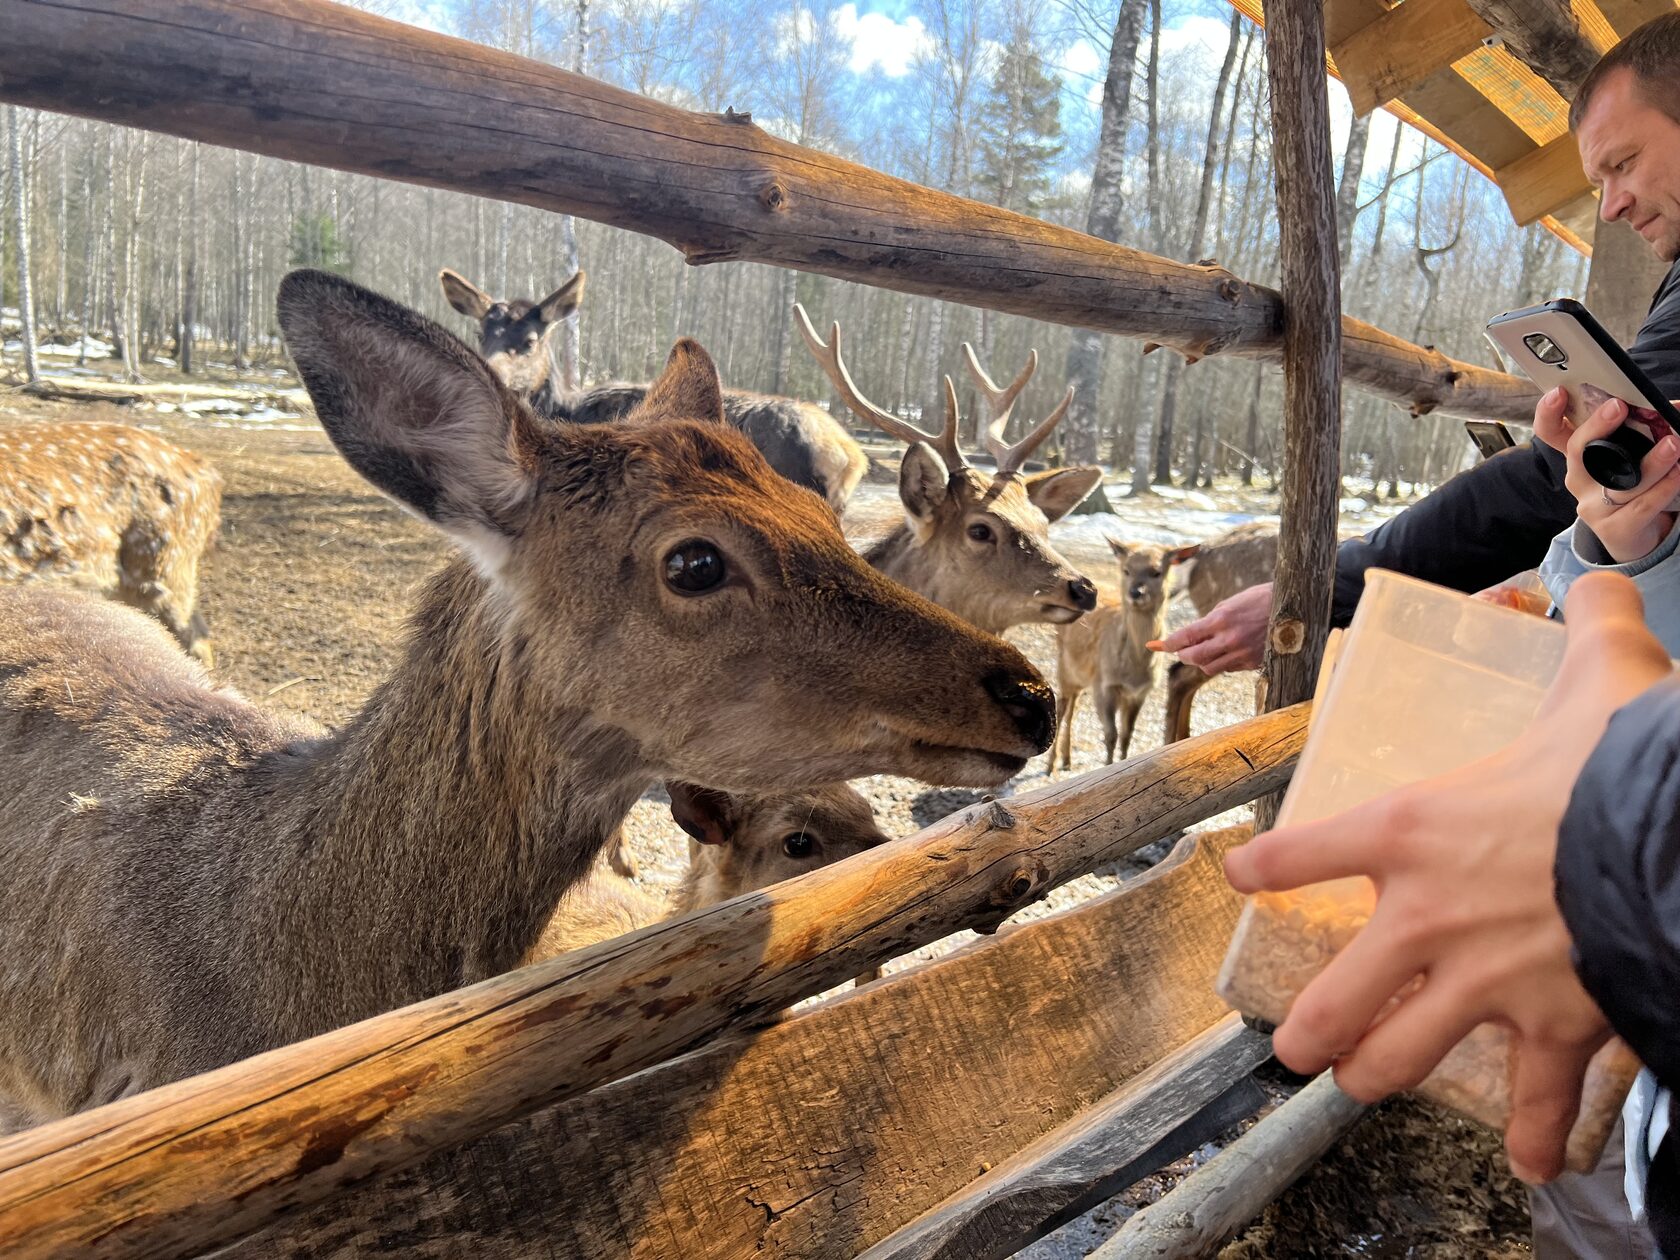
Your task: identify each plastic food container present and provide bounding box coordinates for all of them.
[1216,569,1641,1171]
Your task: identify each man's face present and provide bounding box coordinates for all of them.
[1578,66,1680,262]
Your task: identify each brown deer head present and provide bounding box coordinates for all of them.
[795,305,1102,635]
[439,267,584,397]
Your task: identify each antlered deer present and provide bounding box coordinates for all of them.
[439,268,868,514]
[1161,522,1278,744]
[796,306,1102,634]
[0,421,220,666]
[1051,539,1198,769]
[0,271,1053,1128]
[528,782,888,957]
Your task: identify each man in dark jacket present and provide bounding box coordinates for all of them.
[1226,573,1678,1254]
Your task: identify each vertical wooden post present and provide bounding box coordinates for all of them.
[1257,0,1342,830]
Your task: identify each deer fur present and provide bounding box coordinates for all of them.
[0,270,1054,1129]
[0,421,220,665]
[439,268,868,515]
[795,306,1103,634]
[1053,539,1198,769]
[527,782,887,957]
[1163,522,1280,744]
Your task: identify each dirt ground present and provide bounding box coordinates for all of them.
[0,383,1535,1258]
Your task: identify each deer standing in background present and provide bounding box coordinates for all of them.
[1052,539,1198,770]
[0,271,1054,1128]
[796,306,1102,634]
[439,268,868,514]
[527,782,888,957]
[1161,521,1278,744]
[0,422,221,666]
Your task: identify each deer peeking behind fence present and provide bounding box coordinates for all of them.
[439,268,868,515]
[0,421,221,666]
[796,304,1102,635]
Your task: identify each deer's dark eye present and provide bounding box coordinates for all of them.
[966,522,995,544]
[782,832,815,859]
[664,540,727,595]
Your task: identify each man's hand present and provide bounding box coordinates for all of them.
[1225,573,1671,1182]
[1533,386,1680,564]
[1150,581,1272,674]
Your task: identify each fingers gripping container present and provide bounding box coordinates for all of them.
[1216,569,1642,1171]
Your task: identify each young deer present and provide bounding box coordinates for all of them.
[0,422,221,666]
[527,782,888,957]
[0,271,1054,1127]
[439,268,868,515]
[1161,522,1278,744]
[1052,539,1198,770]
[795,306,1102,634]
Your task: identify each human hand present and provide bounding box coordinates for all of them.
[1471,582,1551,617]
[1150,581,1272,674]
[1532,385,1680,564]
[1225,573,1671,1182]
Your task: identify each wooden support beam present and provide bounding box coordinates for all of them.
[1462,0,1617,98]
[1090,1071,1370,1258]
[230,833,1266,1259]
[0,0,1538,422]
[0,706,1307,1260]
[1331,0,1492,115]
[1497,132,1594,224]
[856,1017,1272,1260]
[1258,0,1343,830]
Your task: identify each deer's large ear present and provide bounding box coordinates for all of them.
[279,269,539,576]
[1024,465,1104,522]
[438,268,493,320]
[536,271,586,325]
[630,338,727,426]
[667,781,737,846]
[899,441,950,523]
[1166,543,1201,566]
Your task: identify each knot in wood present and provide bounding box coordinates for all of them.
[987,799,1017,830]
[989,865,1042,915]
[759,180,792,212]
[1218,278,1243,303]
[1269,617,1306,655]
[722,105,754,125]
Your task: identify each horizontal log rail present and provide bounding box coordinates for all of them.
[0,0,1536,422]
[0,703,1307,1260]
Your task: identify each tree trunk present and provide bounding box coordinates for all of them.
[1335,113,1371,273]
[7,107,40,382]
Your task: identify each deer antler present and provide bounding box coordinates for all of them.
[795,304,966,469]
[962,342,1074,475]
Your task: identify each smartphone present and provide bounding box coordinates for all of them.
[1464,420,1517,460]
[1486,299,1680,496]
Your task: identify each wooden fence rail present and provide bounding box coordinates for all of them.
[0,0,1536,422]
[0,703,1306,1260]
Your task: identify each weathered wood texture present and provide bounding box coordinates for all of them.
[0,0,1535,422]
[228,830,1264,1259]
[1090,1070,1371,1259]
[1331,0,1492,114]
[856,1016,1271,1260]
[1257,0,1343,831]
[1463,0,1616,99]
[1585,215,1672,347]
[0,706,1305,1260]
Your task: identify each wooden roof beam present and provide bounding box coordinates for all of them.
[1497,130,1595,222]
[1460,0,1616,97]
[1331,0,1493,115]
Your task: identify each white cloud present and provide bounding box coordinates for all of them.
[1054,37,1106,107]
[1158,14,1235,64]
[832,3,933,77]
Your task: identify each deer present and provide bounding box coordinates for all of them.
[0,421,221,666]
[795,305,1102,635]
[0,270,1056,1129]
[527,781,888,957]
[1051,539,1199,770]
[439,268,868,515]
[1160,521,1278,744]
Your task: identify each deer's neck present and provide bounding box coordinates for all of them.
[266,561,649,1008]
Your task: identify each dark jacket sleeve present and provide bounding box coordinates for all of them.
[1555,676,1680,1087]
[1329,440,1572,625]
[1331,262,1680,627]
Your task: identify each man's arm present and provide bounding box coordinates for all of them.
[1331,439,1573,625]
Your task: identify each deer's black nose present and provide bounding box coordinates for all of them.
[1069,576,1098,611]
[984,673,1056,752]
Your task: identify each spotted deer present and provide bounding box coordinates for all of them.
[1162,521,1278,744]
[439,268,868,514]
[0,270,1054,1128]
[0,422,220,666]
[527,781,888,957]
[1052,539,1199,770]
[796,306,1102,634]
